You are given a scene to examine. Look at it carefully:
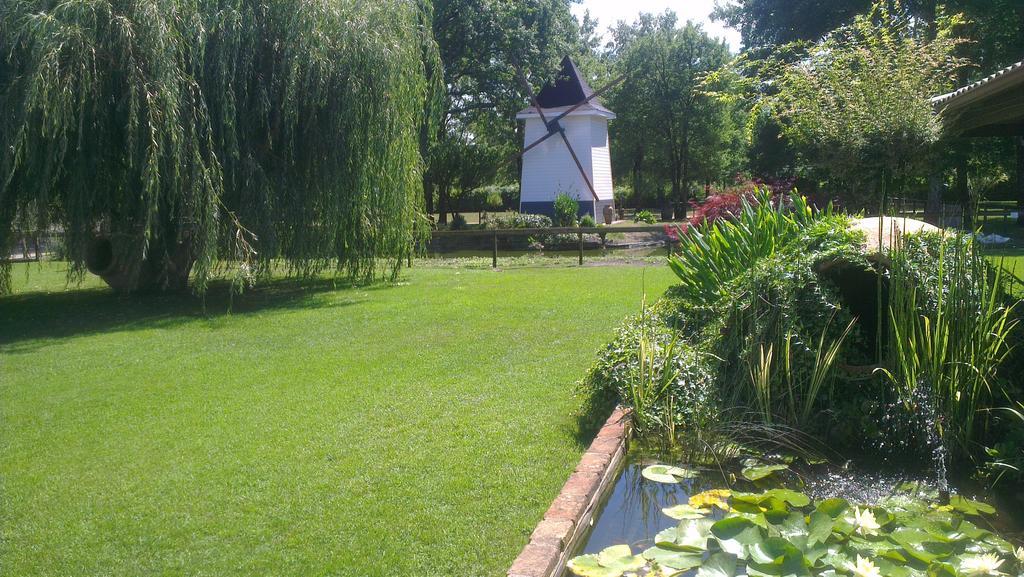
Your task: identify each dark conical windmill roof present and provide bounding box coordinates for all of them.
[535,56,611,113]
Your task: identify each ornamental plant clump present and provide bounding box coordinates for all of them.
[554,192,581,227]
[634,210,658,224]
[567,481,1019,577]
[581,190,1024,496]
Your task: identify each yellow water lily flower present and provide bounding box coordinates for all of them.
[689,489,731,511]
[846,507,881,535]
[850,555,881,577]
[960,553,1006,576]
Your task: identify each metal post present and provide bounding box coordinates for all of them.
[492,231,498,268]
[578,231,584,266]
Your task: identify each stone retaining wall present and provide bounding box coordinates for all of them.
[507,406,631,577]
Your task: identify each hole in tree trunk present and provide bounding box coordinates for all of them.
[85,237,114,275]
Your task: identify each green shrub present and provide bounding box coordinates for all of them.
[484,190,503,211]
[667,191,841,306]
[579,304,718,439]
[553,193,579,227]
[580,191,871,445]
[633,210,656,224]
[465,184,519,212]
[580,184,1024,485]
[579,214,597,228]
[483,213,551,230]
[448,213,468,230]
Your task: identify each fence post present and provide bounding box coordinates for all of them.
[492,230,498,268]
[578,231,584,266]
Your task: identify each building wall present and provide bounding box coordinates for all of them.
[521,116,592,207]
[589,116,614,204]
[520,113,615,210]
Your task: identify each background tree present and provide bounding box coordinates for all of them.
[712,0,873,49]
[607,13,739,219]
[760,2,964,208]
[0,0,440,294]
[428,0,577,224]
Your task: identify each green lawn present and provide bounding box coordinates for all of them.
[978,220,1024,293]
[0,261,675,577]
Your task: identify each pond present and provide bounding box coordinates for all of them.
[571,446,1024,577]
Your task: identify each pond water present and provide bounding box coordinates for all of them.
[576,448,1024,559]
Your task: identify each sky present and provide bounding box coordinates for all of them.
[571,0,742,52]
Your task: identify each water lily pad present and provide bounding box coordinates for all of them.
[947,495,996,516]
[696,552,738,577]
[741,462,789,481]
[925,561,958,577]
[663,503,708,520]
[642,464,698,483]
[780,511,810,540]
[690,489,732,511]
[711,516,757,540]
[643,547,703,571]
[746,536,806,575]
[567,555,620,577]
[763,488,811,507]
[657,518,715,552]
[729,493,768,514]
[568,545,645,577]
[816,498,849,518]
[712,518,763,559]
[807,511,834,546]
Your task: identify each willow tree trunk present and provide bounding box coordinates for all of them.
[86,235,193,293]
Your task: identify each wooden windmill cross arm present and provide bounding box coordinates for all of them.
[515,63,625,202]
[557,129,599,201]
[519,71,627,156]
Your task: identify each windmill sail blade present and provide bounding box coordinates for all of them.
[558,130,599,201]
[514,64,551,126]
[520,70,627,158]
[520,129,558,156]
[548,72,627,125]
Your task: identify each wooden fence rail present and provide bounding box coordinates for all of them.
[431,225,673,267]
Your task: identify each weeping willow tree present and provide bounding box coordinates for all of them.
[0,0,441,293]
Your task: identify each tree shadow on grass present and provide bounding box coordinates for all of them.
[0,275,393,351]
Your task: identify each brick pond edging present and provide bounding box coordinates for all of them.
[508,406,632,577]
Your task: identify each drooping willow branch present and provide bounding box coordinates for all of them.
[0,0,442,293]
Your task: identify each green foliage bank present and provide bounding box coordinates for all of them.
[580,193,1023,483]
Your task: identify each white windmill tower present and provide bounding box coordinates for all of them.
[515,57,622,224]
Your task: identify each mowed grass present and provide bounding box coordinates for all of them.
[0,261,674,577]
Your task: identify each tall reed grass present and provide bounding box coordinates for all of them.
[880,233,1018,457]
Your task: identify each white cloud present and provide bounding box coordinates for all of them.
[571,0,741,52]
